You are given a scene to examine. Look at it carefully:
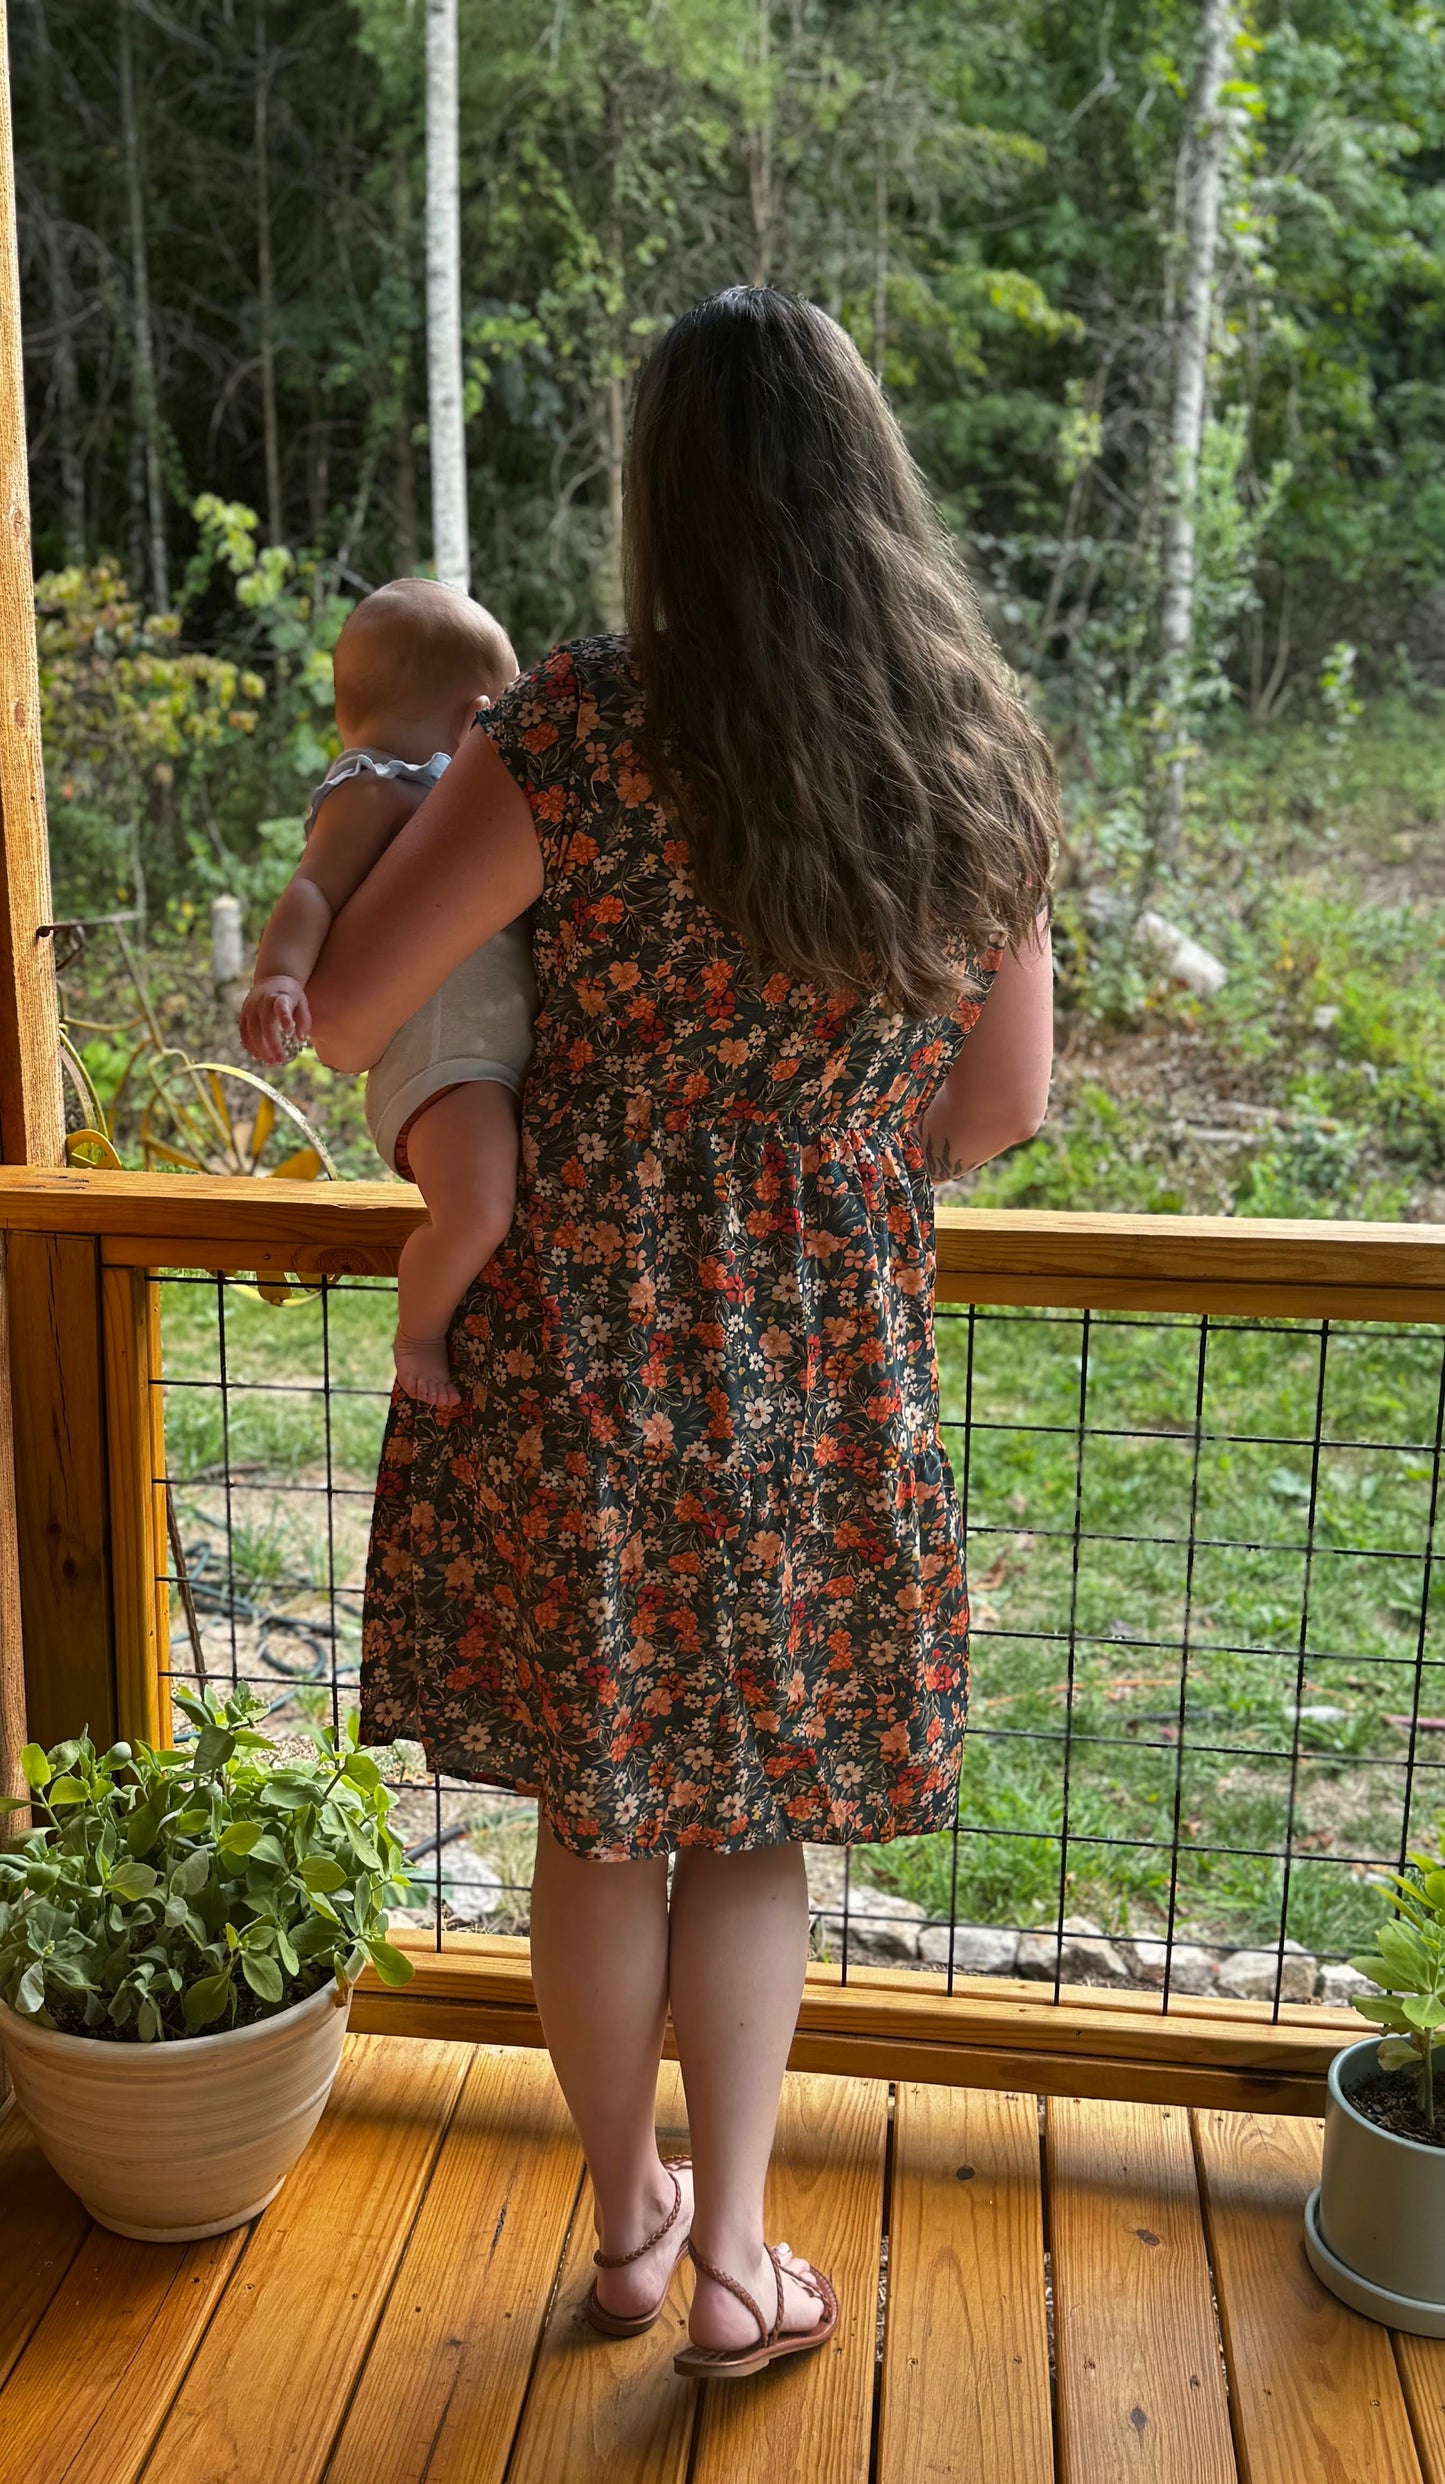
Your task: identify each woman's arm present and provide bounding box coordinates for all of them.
[922,917,1054,1181]
[306,727,544,1073]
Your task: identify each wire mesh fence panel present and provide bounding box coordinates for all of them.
[149,1272,1445,2013]
[153,1268,538,1947]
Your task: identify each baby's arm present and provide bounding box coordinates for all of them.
[239,775,426,1064]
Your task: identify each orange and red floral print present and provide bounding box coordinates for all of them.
[360,636,997,1858]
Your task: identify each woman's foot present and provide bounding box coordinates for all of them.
[394,1328,461,1409]
[687,2238,830,2353]
[591,2160,695,2324]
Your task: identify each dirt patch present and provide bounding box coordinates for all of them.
[1348,2066,1445,2150]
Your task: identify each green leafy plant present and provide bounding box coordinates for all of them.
[1349,1849,1445,2136]
[0,1688,416,2043]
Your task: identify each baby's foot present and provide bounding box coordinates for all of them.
[394,1329,461,1409]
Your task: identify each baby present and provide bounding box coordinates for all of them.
[239,578,536,1408]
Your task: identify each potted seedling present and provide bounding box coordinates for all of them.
[0,1686,416,2241]
[1303,1843,1445,2335]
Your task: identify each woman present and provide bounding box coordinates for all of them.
[309,287,1055,2379]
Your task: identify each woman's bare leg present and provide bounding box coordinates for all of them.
[668,1843,828,2351]
[528,1824,690,2319]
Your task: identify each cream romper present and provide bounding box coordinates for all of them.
[305,748,536,1171]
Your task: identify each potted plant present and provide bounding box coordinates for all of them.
[0,1686,416,2242]
[1303,1842,1445,2335]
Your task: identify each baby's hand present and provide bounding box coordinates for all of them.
[239,976,311,1065]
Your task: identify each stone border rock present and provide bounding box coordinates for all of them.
[409,1838,1377,2009]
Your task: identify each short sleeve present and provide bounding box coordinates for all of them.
[477,643,586,880]
[952,944,1001,1040]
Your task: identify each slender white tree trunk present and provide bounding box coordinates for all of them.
[746,0,774,286]
[425,0,469,593]
[254,0,283,546]
[118,0,169,612]
[1154,0,1238,858]
[872,112,888,382]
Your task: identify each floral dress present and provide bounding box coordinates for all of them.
[360,634,997,1858]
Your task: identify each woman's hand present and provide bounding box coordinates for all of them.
[922,915,1054,1180]
[306,728,543,1073]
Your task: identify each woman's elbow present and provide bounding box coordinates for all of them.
[1011,1090,1050,1149]
[980,1111,1047,1167]
[968,1092,1050,1169]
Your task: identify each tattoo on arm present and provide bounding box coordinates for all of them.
[925,1135,969,1183]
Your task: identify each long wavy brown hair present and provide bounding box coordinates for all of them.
[625,287,1057,1014]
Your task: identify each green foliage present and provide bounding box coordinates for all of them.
[1218,888,1445,1194]
[17,0,1445,962]
[0,1689,416,2044]
[1349,1853,1445,2135]
[967,1083,1186,1215]
[36,561,263,920]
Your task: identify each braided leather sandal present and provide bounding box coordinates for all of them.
[672,2237,839,2379]
[583,2156,693,2338]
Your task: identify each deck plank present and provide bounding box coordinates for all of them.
[504,2062,696,2484]
[1194,2111,1423,2484]
[1048,2097,1236,2484]
[324,2046,583,2484]
[1396,2338,1445,2484]
[0,2103,90,2388]
[877,2084,1053,2484]
[141,2035,470,2484]
[689,2070,888,2484]
[0,2224,245,2484]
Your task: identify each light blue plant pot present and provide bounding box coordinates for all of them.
[1303,2036,1445,2337]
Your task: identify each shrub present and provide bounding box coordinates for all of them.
[0,1688,415,2042]
[1349,1849,1445,2136]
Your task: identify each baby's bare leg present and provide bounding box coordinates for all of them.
[394,1080,519,1408]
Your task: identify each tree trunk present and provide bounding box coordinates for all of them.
[746,0,774,286]
[118,0,169,611]
[599,371,626,630]
[307,375,330,544]
[393,152,418,574]
[1153,0,1238,865]
[424,0,469,592]
[872,109,888,382]
[254,0,283,546]
[34,0,85,562]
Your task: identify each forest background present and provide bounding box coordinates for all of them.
[12,0,1445,1216]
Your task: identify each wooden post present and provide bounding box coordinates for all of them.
[7,1232,116,1752]
[0,1237,25,1815]
[0,3,62,1172]
[102,1264,167,1748]
[0,15,121,1759]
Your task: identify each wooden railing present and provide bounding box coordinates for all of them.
[2,1163,1442,2113]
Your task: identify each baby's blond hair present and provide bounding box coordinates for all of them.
[333,579,516,738]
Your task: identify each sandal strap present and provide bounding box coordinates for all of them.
[593,2160,684,2269]
[685,2237,787,2347]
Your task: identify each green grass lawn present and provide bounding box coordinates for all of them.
[871,1302,1445,1961]
[156,1271,1445,1964]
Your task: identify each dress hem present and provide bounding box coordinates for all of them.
[390,1729,965,1861]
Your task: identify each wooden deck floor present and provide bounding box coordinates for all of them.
[4,2036,1445,2484]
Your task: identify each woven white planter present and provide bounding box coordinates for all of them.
[0,1974,352,2241]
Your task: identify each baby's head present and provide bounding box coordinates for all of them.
[333,578,517,754]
